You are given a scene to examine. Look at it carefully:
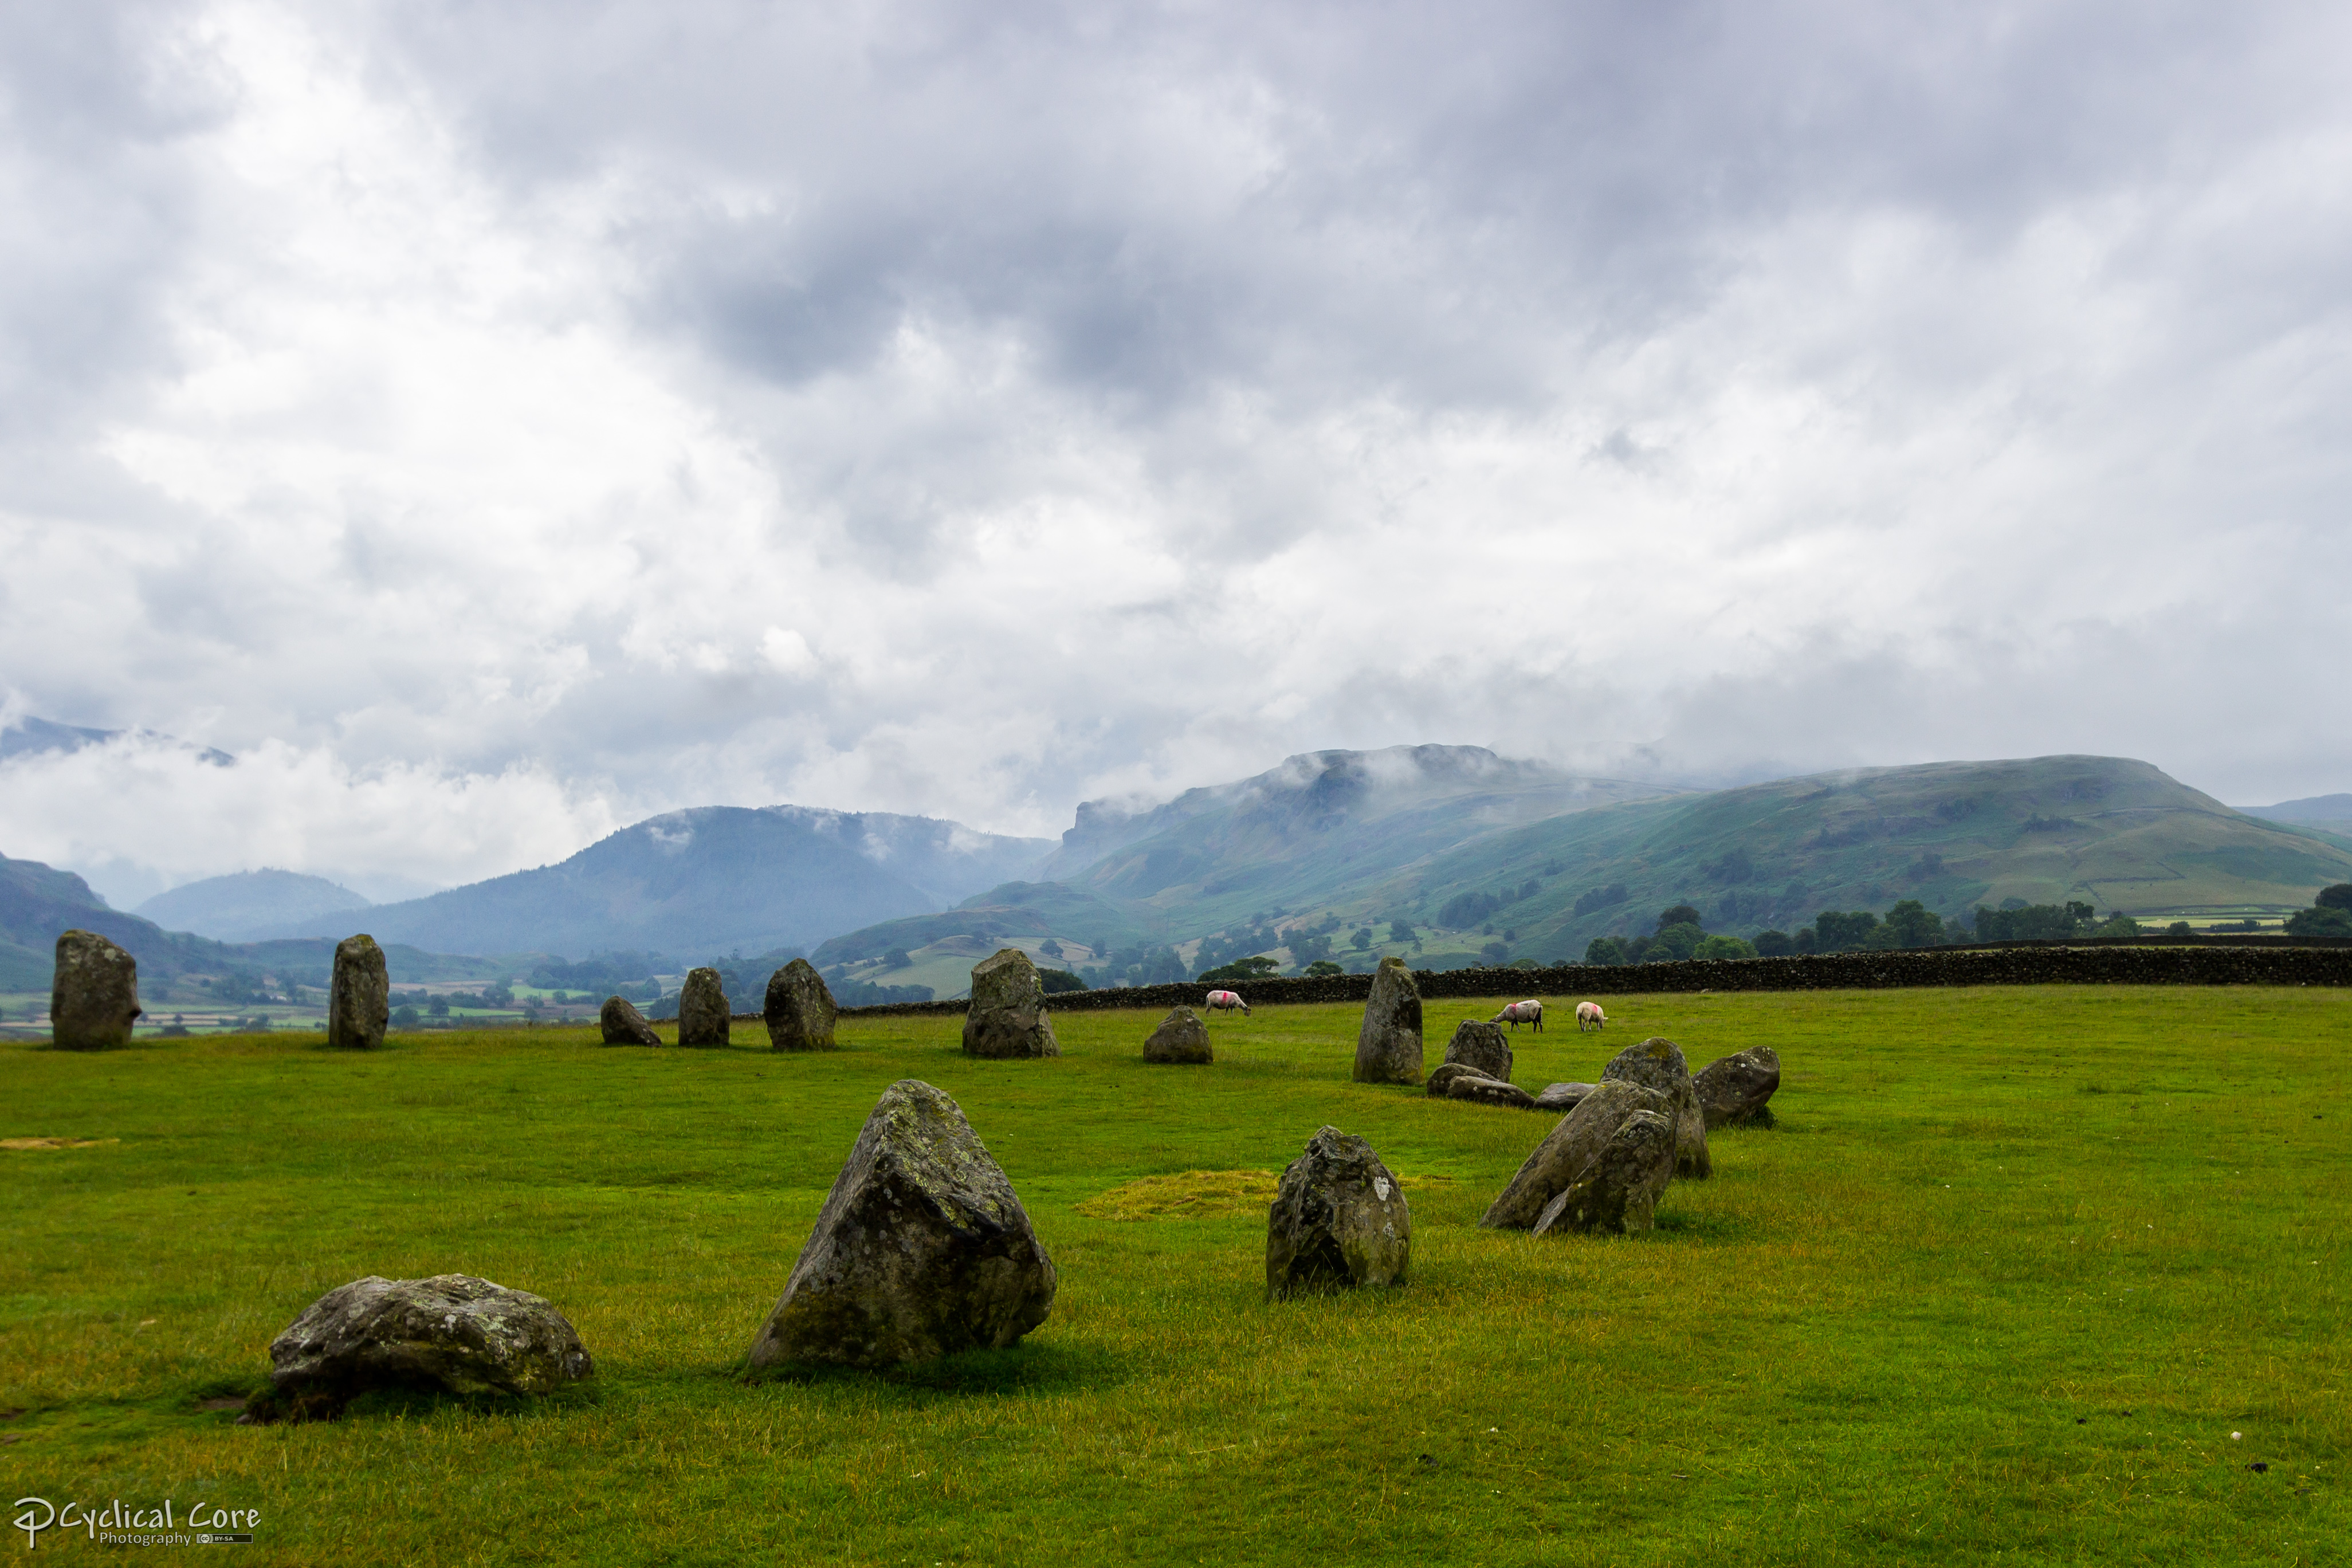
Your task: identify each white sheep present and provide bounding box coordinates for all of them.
[1491,999,1544,1031]
[1576,1001,1607,1032]
[1205,989,1251,1016]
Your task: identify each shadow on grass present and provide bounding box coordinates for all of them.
[1650,1207,1761,1244]
[741,1339,1125,1401]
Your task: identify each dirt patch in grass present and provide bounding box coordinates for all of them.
[0,1136,119,1150]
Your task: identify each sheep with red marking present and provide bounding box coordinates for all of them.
[1576,1001,1607,1032]
[1205,989,1251,1016]
[1491,999,1544,1032]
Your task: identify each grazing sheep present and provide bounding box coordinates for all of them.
[1205,989,1251,1016]
[1576,1001,1607,1032]
[1491,999,1544,1032]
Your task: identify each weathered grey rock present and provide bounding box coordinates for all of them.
[678,967,730,1047]
[1533,1082,1593,1114]
[1532,1109,1676,1236]
[1445,1074,1537,1110]
[1479,1079,1674,1229]
[1600,1036,1711,1179]
[599,995,662,1046]
[49,929,139,1050]
[1352,957,1424,1085]
[1143,1006,1214,1064]
[1266,1126,1411,1298]
[1425,1061,1490,1097]
[745,1080,1057,1370]
[256,1274,593,1420]
[325,934,389,1050]
[1694,1044,1781,1128]
[764,958,838,1051]
[961,948,1061,1059]
[1442,1019,1514,1083]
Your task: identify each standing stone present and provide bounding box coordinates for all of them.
[1600,1036,1711,1179]
[325,934,389,1051]
[678,968,730,1047]
[745,1079,1057,1370]
[1143,1006,1214,1064]
[1694,1044,1781,1128]
[255,1274,594,1421]
[1266,1126,1411,1299]
[961,948,1060,1059]
[763,958,839,1052]
[1533,1082,1593,1114]
[1531,1109,1677,1236]
[1442,1019,1514,1083]
[599,995,662,1046]
[50,929,139,1050]
[1352,956,1424,1085]
[1479,1079,1675,1229]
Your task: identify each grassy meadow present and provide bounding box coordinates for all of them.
[2,987,2347,1565]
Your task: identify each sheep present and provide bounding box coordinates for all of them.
[1576,1001,1607,1032]
[1205,989,1251,1016]
[1491,999,1544,1031]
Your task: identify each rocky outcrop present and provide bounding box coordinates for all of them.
[678,968,731,1047]
[1533,1082,1592,1114]
[49,929,139,1050]
[1143,1006,1214,1064]
[252,1274,594,1421]
[325,934,389,1050]
[1600,1036,1710,1178]
[599,995,662,1046]
[1266,1126,1411,1298]
[1441,1020,1514,1083]
[1352,957,1424,1085]
[1531,1109,1676,1235]
[1479,1079,1675,1229]
[763,958,839,1051]
[745,1080,1057,1370]
[1694,1045,1781,1127]
[961,949,1061,1059]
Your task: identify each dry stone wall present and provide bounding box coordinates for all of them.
[837,942,2352,1017]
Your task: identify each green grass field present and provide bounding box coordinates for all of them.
[3,987,2346,1565]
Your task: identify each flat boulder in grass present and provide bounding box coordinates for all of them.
[325,934,389,1050]
[252,1274,593,1422]
[1532,1109,1676,1236]
[1442,1020,1514,1083]
[1266,1126,1411,1298]
[599,995,662,1046]
[50,929,139,1050]
[746,1079,1057,1370]
[1533,1082,1592,1114]
[678,967,731,1047]
[1143,1006,1213,1064]
[1479,1079,1674,1229]
[1352,957,1424,1086]
[1445,1075,1536,1110]
[1600,1036,1711,1179]
[1694,1045,1781,1128]
[962,948,1061,1059]
[764,958,838,1051]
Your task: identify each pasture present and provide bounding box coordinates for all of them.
[2,986,2346,1565]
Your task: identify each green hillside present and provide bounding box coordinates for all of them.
[814,753,2352,978]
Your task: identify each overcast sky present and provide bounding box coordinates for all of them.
[5,0,2349,903]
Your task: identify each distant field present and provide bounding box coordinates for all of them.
[2,988,2345,1565]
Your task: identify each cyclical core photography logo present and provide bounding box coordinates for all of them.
[14,1496,260,1550]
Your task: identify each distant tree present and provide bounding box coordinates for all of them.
[885,947,913,968]
[1573,883,1629,917]
[2166,921,2195,937]
[2316,884,2352,912]
[1038,968,1088,993]
[1304,960,1344,977]
[1792,926,1820,954]
[2091,914,2143,938]
[391,1005,420,1028]
[427,995,450,1017]
[1694,934,1757,961]
[1349,926,1374,951]
[2286,905,2352,938]
[1584,937,1628,966]
[1438,890,1503,928]
[1199,955,1281,984]
[1656,905,1704,933]
[1502,929,1517,942]
[1291,932,1336,965]
[1036,939,1062,960]
[1882,900,1945,949]
[1479,940,1510,965]
[1517,879,1540,901]
[1388,919,1415,943]
[1649,921,1705,962]
[1813,911,1881,952]
[1753,930,1794,957]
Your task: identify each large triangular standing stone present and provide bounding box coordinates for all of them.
[962,949,1060,1059]
[745,1080,1057,1370]
[1601,1036,1710,1178]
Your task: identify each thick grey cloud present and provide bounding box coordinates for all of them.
[3,0,2349,901]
